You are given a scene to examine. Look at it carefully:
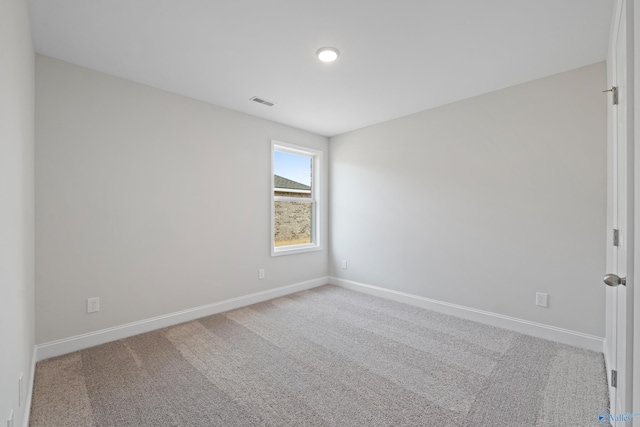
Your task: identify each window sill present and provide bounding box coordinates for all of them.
[271,244,322,257]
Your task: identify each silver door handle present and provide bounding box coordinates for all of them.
[603,274,626,287]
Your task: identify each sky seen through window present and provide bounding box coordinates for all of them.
[274,151,311,186]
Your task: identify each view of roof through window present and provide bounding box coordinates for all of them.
[273,151,311,187]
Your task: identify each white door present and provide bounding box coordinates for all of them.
[605,0,631,421]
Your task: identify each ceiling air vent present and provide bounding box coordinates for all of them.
[250,96,276,107]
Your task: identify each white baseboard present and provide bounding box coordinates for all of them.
[330,277,605,352]
[21,346,37,427]
[36,277,329,361]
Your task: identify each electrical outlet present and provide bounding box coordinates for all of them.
[7,409,13,427]
[341,260,347,270]
[536,292,548,308]
[258,268,265,279]
[87,297,100,313]
[18,373,23,407]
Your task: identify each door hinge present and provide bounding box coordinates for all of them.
[613,229,620,247]
[611,369,618,388]
[603,86,618,105]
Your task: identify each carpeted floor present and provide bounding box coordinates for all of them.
[30,285,609,426]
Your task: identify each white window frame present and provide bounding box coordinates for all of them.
[271,140,322,256]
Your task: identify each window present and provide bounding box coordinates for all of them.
[271,140,322,256]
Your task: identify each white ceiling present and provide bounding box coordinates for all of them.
[27,0,613,137]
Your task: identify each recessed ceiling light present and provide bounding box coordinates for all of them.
[316,47,340,63]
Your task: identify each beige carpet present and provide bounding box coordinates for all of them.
[30,285,609,426]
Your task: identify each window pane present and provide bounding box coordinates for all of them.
[274,200,312,247]
[271,141,321,255]
[274,151,312,192]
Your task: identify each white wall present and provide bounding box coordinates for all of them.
[35,55,328,344]
[634,0,640,418]
[330,62,607,337]
[0,0,35,426]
